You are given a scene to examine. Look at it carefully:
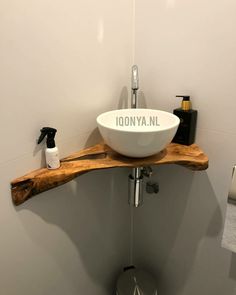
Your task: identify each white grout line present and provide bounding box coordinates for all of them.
[132,0,136,65]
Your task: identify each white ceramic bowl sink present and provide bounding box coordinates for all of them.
[97,109,180,158]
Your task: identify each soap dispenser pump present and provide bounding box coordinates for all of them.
[37,127,60,169]
[172,95,197,145]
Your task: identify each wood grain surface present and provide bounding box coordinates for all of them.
[11,143,208,205]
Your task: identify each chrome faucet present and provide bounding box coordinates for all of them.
[131,65,139,108]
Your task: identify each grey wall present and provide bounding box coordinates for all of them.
[134,0,236,294]
[0,0,133,294]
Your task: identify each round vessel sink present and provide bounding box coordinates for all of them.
[96,108,180,158]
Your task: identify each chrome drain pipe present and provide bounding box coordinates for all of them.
[128,166,155,207]
[128,168,143,207]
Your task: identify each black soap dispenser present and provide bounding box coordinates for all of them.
[172,95,197,145]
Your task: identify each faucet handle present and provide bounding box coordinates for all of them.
[141,166,153,178]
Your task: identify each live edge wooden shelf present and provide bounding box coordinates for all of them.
[11,143,208,206]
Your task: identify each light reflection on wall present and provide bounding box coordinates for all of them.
[97,18,104,44]
[166,0,176,9]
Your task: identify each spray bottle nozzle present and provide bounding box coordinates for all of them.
[37,127,57,148]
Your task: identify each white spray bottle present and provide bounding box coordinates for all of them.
[37,127,60,169]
